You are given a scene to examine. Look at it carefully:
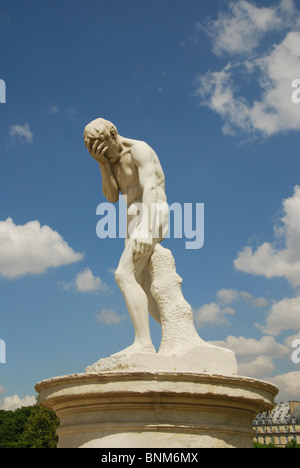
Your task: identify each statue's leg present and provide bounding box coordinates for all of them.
[136,266,161,326]
[114,237,156,355]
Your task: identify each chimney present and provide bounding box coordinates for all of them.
[289,401,300,414]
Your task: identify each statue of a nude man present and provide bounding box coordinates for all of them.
[84,118,169,356]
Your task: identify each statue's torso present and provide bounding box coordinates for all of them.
[111,143,166,206]
[111,152,141,204]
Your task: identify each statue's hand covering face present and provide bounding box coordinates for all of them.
[84,118,119,163]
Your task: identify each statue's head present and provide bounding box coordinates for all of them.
[84,118,120,162]
[84,118,118,148]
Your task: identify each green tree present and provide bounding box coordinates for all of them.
[285,439,300,448]
[0,404,59,448]
[253,441,278,448]
[0,406,33,448]
[20,406,59,448]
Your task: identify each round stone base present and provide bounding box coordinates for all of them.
[35,371,278,449]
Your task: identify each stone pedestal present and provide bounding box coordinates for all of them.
[35,371,278,449]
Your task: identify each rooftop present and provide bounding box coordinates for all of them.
[254,402,300,426]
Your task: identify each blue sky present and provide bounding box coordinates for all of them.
[1,0,300,409]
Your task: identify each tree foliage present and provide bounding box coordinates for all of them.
[254,439,300,449]
[253,441,278,449]
[0,404,59,448]
[285,439,300,449]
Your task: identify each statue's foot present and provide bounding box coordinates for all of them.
[111,342,156,357]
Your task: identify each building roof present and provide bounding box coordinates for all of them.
[254,402,300,426]
[292,405,300,421]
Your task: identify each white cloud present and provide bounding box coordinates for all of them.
[0,395,36,411]
[0,218,83,279]
[195,288,268,329]
[210,335,289,379]
[48,104,60,114]
[247,31,300,135]
[196,1,300,136]
[9,123,34,144]
[200,0,297,56]
[250,296,269,308]
[216,289,239,305]
[195,64,252,136]
[59,268,108,293]
[217,288,268,307]
[284,333,300,348]
[238,355,276,379]
[258,296,300,336]
[95,309,126,325]
[196,32,300,136]
[269,371,300,401]
[75,268,107,293]
[234,186,300,288]
[194,302,235,328]
[211,335,288,358]
[48,105,78,116]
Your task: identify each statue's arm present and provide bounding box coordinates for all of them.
[86,139,119,203]
[131,143,157,235]
[98,160,119,203]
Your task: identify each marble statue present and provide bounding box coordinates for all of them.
[83,118,237,374]
[33,121,276,450]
